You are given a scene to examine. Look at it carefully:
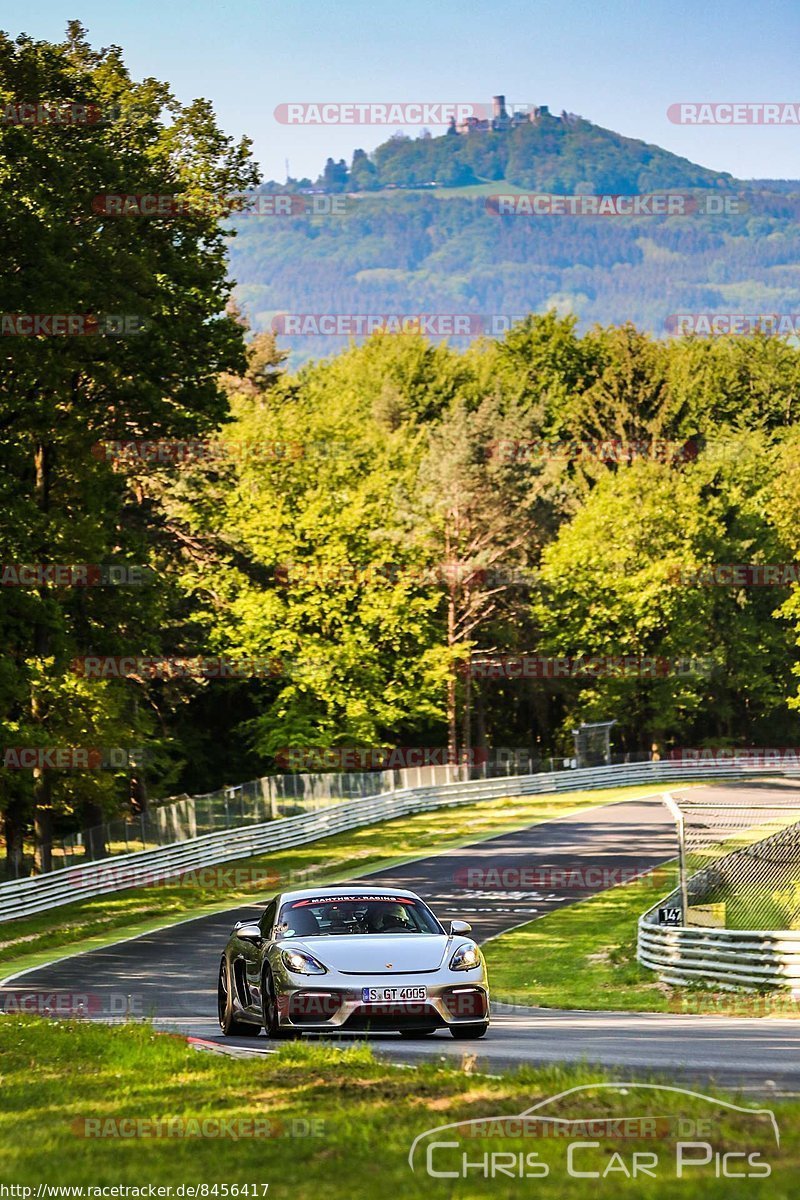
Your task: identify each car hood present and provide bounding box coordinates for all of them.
[290,934,452,974]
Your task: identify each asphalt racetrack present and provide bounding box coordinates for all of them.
[5,783,800,1094]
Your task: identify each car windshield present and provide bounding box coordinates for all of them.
[276,893,443,938]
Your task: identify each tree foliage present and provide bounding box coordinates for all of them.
[4,28,800,875]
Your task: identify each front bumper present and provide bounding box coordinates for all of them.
[275,973,490,1030]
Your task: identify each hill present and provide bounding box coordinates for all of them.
[357,109,732,193]
[281,108,735,195]
[228,112,800,364]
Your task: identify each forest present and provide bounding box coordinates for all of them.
[3,26,800,875]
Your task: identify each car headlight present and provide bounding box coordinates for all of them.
[281,948,327,975]
[450,942,481,971]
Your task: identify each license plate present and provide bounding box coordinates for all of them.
[361,986,427,1003]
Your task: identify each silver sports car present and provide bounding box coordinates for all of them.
[217,885,490,1039]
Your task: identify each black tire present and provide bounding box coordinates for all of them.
[399,1027,438,1038]
[450,1022,489,1040]
[217,956,261,1037]
[261,966,299,1040]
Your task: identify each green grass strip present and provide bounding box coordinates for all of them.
[0,1017,796,1195]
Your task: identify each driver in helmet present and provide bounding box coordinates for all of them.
[374,902,412,932]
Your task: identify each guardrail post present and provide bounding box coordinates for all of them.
[260,776,277,821]
[662,791,689,926]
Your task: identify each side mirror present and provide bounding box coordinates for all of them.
[449,919,472,935]
[235,922,263,943]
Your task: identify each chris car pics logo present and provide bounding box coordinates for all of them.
[408,1083,778,1181]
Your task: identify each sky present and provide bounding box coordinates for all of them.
[8,0,800,183]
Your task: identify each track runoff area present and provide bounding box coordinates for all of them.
[5,782,800,1092]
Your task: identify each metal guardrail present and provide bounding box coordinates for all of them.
[19,751,705,881]
[21,753,630,879]
[638,898,800,989]
[0,758,784,923]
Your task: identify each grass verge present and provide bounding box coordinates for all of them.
[0,1017,796,1195]
[486,865,800,1017]
[0,782,690,982]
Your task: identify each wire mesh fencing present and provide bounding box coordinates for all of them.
[669,786,800,930]
[25,747,659,879]
[47,769,407,873]
[39,754,545,875]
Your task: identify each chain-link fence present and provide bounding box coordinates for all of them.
[45,769,409,874]
[32,753,546,876]
[18,748,661,878]
[668,785,800,930]
[572,720,617,767]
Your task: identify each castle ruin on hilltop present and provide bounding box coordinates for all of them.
[450,96,580,135]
